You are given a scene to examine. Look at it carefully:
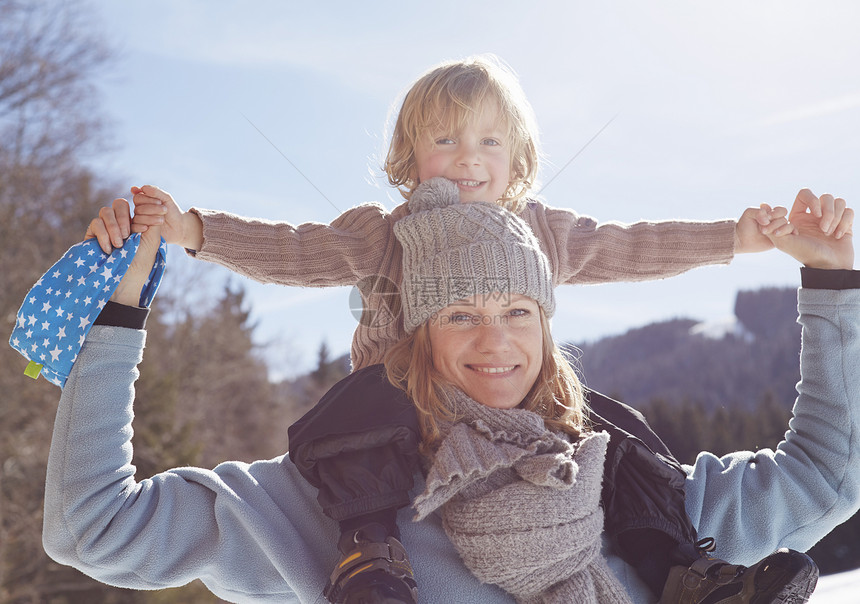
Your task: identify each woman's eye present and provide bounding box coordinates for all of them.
[508,308,530,318]
[450,313,473,325]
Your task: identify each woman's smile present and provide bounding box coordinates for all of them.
[429,294,543,409]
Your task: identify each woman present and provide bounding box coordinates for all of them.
[42,191,857,603]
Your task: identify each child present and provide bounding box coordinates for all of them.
[93,55,843,602]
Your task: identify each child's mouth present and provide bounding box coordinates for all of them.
[454,179,483,189]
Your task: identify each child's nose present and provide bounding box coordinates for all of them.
[456,142,480,166]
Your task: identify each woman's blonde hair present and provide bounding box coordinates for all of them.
[384,55,540,213]
[383,308,587,448]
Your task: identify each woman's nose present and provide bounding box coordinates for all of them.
[474,321,511,353]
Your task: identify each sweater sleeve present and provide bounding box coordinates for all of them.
[186,202,399,287]
[523,202,736,285]
[41,326,335,602]
[682,283,860,565]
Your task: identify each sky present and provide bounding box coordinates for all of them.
[88,1,860,378]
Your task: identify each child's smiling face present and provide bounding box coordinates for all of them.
[413,102,513,204]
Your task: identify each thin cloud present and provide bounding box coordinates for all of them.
[760,92,860,126]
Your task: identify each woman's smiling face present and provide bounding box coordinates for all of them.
[428,293,543,409]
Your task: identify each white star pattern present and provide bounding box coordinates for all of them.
[9,236,166,388]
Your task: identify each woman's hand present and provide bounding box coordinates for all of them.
[86,197,166,254]
[84,198,163,306]
[767,192,854,270]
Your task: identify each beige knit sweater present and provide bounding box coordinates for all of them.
[188,200,736,370]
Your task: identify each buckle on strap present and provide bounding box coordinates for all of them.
[324,537,416,602]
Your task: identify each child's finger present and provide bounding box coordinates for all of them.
[755,204,772,226]
[136,184,171,204]
[132,191,162,207]
[130,202,167,221]
[769,205,788,220]
[760,216,792,236]
[132,213,165,227]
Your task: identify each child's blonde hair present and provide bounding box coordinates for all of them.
[384,55,540,213]
[383,308,587,449]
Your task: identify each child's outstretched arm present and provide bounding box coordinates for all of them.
[126,185,397,290]
[536,188,853,285]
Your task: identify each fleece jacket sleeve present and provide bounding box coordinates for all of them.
[683,285,860,565]
[41,326,333,603]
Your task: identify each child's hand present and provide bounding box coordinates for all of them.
[734,204,787,254]
[734,189,852,254]
[131,185,203,251]
[85,197,166,254]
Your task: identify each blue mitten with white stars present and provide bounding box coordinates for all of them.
[8,234,167,387]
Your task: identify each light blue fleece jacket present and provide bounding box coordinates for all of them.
[42,287,860,603]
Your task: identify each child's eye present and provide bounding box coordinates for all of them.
[435,137,455,145]
[482,138,501,146]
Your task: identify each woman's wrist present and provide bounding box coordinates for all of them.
[94,301,150,329]
[800,267,860,290]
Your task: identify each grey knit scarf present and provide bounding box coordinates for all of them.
[413,390,632,604]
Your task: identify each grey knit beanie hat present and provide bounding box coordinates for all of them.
[395,177,555,334]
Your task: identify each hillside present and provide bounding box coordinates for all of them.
[571,287,801,412]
